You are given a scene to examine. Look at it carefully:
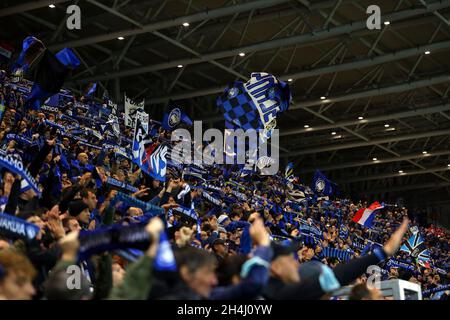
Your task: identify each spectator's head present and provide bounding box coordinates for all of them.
[80,188,98,211]
[349,283,383,300]
[43,267,92,300]
[68,200,90,224]
[212,238,228,257]
[112,262,126,287]
[62,217,81,233]
[270,243,300,284]
[216,254,248,286]
[175,246,217,298]
[77,152,89,165]
[0,250,36,300]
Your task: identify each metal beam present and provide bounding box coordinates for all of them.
[49,0,291,50]
[78,0,249,81]
[145,39,450,103]
[0,0,69,17]
[282,128,450,156]
[73,2,450,83]
[357,181,450,195]
[341,165,450,183]
[293,73,450,109]
[299,149,450,173]
[281,103,450,136]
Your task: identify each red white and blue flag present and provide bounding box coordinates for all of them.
[352,201,384,228]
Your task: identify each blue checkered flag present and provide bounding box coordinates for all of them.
[217,72,291,139]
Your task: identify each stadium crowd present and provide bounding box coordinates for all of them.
[0,65,449,301]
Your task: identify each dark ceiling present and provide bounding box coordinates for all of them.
[1,0,450,209]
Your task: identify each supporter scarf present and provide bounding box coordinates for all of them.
[106,177,138,193]
[0,212,40,241]
[320,247,353,262]
[202,184,222,193]
[112,192,164,216]
[44,119,65,131]
[385,259,416,272]
[62,132,88,143]
[201,190,222,206]
[78,140,102,150]
[423,284,450,297]
[78,223,151,261]
[298,221,322,237]
[0,154,41,197]
[172,205,198,221]
[41,105,60,113]
[5,134,33,146]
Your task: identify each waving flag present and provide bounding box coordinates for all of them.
[400,232,431,262]
[352,201,384,228]
[217,72,291,139]
[132,110,167,181]
[312,170,337,196]
[14,36,80,110]
[217,72,291,170]
[124,94,144,128]
[285,162,294,179]
[84,82,97,97]
[162,105,193,131]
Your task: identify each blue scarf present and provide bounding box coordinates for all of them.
[0,154,41,197]
[0,213,40,241]
[423,284,450,297]
[111,192,164,216]
[385,259,416,272]
[106,177,138,193]
[320,247,353,261]
[78,223,151,261]
[201,190,222,206]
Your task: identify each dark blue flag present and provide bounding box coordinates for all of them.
[312,170,338,196]
[162,106,193,131]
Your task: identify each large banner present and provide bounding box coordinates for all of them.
[124,94,144,128]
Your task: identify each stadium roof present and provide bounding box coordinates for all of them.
[1,0,450,208]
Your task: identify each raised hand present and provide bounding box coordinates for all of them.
[383,217,409,257]
[250,217,270,247]
[47,217,66,240]
[59,230,80,261]
[145,217,165,257]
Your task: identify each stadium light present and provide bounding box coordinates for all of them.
[425,50,431,55]
[177,64,183,68]
[238,52,246,57]
[288,79,293,82]
[49,4,56,8]
[331,131,337,135]
[182,22,190,27]
[304,125,310,128]
[320,96,326,100]
[372,157,378,161]
[384,21,390,25]
[384,123,390,128]
[117,36,125,40]
[398,170,404,174]
[358,116,364,120]
[422,151,428,155]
